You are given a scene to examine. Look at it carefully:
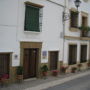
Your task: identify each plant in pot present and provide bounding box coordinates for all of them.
[41,65,48,77]
[71,67,77,73]
[16,66,23,81]
[0,74,9,86]
[52,70,59,76]
[60,66,68,74]
[77,63,82,71]
[79,26,90,37]
[87,60,90,68]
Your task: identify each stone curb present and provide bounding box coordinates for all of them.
[25,71,90,90]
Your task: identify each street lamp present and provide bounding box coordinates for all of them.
[63,0,81,21]
[74,0,81,11]
[62,0,82,64]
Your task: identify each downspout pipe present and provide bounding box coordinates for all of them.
[62,0,66,65]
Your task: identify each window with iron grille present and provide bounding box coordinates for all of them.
[70,11,78,28]
[24,4,43,32]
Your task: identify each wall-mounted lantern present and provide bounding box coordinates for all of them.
[74,0,81,11]
[63,0,81,21]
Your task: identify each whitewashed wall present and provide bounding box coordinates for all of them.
[63,0,90,64]
[0,0,20,66]
[64,40,89,64]
[65,0,90,37]
[0,0,89,66]
[0,0,64,66]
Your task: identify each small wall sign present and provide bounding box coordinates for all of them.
[14,54,18,59]
[42,51,47,59]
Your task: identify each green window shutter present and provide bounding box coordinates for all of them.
[24,5,40,32]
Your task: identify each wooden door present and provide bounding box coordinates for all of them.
[0,54,10,75]
[23,48,38,79]
[80,45,87,63]
[49,51,58,70]
[68,45,77,65]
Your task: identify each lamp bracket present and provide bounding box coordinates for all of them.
[63,12,70,21]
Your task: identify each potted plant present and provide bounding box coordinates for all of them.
[77,63,82,71]
[41,65,48,77]
[0,74,9,86]
[52,70,59,76]
[16,66,23,81]
[71,67,77,73]
[79,26,90,37]
[87,60,90,68]
[60,66,68,74]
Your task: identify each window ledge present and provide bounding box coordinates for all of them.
[69,27,79,32]
[24,31,41,34]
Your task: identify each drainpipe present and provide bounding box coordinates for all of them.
[62,0,67,65]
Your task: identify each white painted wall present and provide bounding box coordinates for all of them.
[0,0,20,66]
[0,0,90,66]
[18,0,64,63]
[64,40,89,64]
[63,0,90,64]
[0,0,64,66]
[64,0,90,37]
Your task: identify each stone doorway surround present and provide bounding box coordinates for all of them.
[48,51,59,71]
[20,42,42,78]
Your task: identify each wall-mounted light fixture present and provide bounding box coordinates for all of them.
[14,54,18,59]
[63,0,81,21]
[74,0,81,11]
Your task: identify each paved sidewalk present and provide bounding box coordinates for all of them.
[0,70,90,90]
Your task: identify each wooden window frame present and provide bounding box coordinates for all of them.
[82,16,88,27]
[81,11,88,27]
[70,11,78,28]
[69,8,79,32]
[24,1,43,32]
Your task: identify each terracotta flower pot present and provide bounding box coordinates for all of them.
[17,75,23,80]
[52,70,59,76]
[61,66,68,73]
[71,67,77,73]
[71,70,76,73]
[42,72,47,76]
[87,63,90,67]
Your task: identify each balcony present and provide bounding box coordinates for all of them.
[80,31,90,37]
[79,26,90,37]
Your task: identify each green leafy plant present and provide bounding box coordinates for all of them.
[52,70,59,76]
[60,66,68,73]
[41,65,48,77]
[71,67,77,73]
[41,65,48,72]
[79,26,90,37]
[77,63,82,71]
[79,26,90,31]
[87,60,90,68]
[16,66,23,75]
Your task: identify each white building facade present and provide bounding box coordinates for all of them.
[0,0,90,82]
[64,0,90,67]
[0,0,64,81]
